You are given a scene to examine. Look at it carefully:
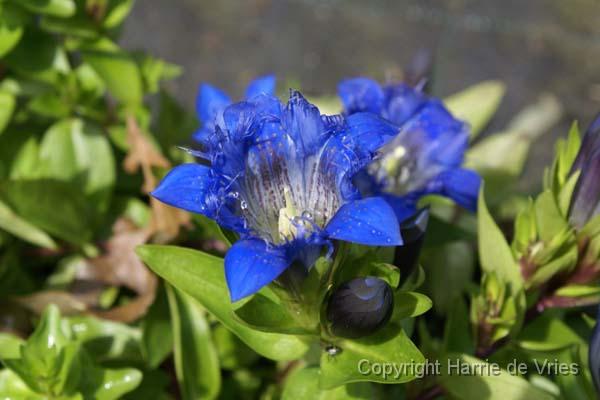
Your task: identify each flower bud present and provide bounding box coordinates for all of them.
[326,277,394,338]
[569,114,600,229]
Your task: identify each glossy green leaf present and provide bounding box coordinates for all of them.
[67,316,143,362]
[282,366,372,400]
[439,354,555,399]
[0,179,93,245]
[319,324,424,388]
[78,362,142,400]
[166,284,221,400]
[0,199,57,248]
[14,0,76,17]
[136,245,310,361]
[444,80,505,138]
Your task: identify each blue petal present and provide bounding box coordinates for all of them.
[151,163,214,215]
[192,126,212,145]
[196,83,231,123]
[338,77,384,115]
[224,239,291,301]
[325,197,403,246]
[245,75,276,99]
[434,168,481,211]
[345,112,399,155]
[283,91,325,155]
[382,83,427,125]
[381,194,419,223]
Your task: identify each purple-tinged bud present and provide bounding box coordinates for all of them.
[326,277,394,339]
[569,114,600,229]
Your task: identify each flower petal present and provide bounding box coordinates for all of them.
[345,112,399,155]
[381,194,419,223]
[283,91,325,154]
[382,83,427,125]
[338,77,384,115]
[151,163,213,215]
[224,239,291,301]
[325,197,403,246]
[435,168,481,211]
[245,75,276,99]
[196,83,231,123]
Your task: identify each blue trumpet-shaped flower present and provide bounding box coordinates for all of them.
[193,75,276,145]
[569,113,600,230]
[338,77,481,222]
[153,91,403,301]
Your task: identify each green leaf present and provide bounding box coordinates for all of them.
[439,354,555,399]
[422,241,474,315]
[39,118,116,213]
[391,291,432,322]
[104,0,135,29]
[81,39,142,105]
[3,28,70,84]
[444,80,505,138]
[443,297,474,355]
[0,199,58,248]
[234,286,318,335]
[0,369,46,400]
[0,4,25,57]
[141,285,173,368]
[78,361,142,400]
[477,187,522,291]
[13,0,76,17]
[319,324,424,388]
[0,90,15,135]
[212,323,259,370]
[0,333,24,359]
[67,316,143,362]
[166,284,221,400]
[282,366,372,400]
[0,179,93,245]
[517,314,583,352]
[136,245,310,361]
[534,190,568,242]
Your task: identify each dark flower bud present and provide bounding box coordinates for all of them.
[395,208,429,284]
[589,305,600,394]
[570,114,600,229]
[326,277,394,339]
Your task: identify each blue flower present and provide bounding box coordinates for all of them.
[569,113,600,230]
[153,91,403,301]
[338,77,481,222]
[193,75,276,145]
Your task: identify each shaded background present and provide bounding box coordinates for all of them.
[121,0,600,189]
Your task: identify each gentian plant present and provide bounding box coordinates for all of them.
[1,2,600,396]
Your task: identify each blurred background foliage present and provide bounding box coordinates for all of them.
[0,0,598,399]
